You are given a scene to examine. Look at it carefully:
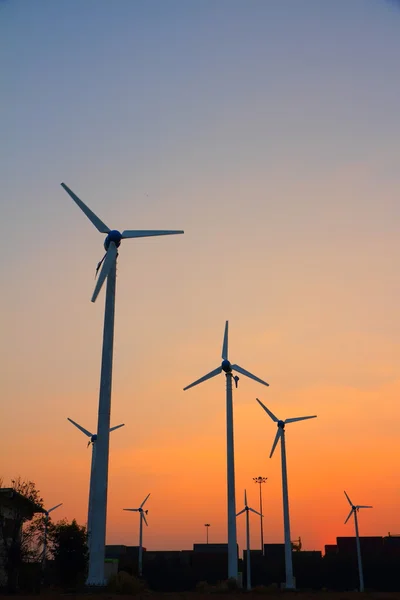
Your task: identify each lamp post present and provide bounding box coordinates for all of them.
[253,477,268,554]
[204,523,210,544]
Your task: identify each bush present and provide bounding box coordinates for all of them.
[251,583,280,593]
[107,570,147,595]
[196,580,211,593]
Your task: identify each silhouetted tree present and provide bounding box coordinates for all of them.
[49,519,88,589]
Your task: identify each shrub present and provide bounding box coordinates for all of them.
[107,570,147,595]
[251,583,280,593]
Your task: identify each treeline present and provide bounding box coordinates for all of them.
[0,477,88,592]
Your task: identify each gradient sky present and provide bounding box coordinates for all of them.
[1,0,399,555]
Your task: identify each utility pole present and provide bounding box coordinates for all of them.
[253,476,268,554]
[204,523,210,544]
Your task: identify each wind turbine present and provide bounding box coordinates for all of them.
[123,493,150,577]
[236,490,262,591]
[67,418,124,550]
[61,182,183,586]
[344,490,372,592]
[42,503,62,573]
[184,321,269,580]
[256,398,316,590]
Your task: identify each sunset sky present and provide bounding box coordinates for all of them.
[1,0,399,555]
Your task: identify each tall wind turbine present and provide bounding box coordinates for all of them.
[42,503,62,573]
[184,321,269,580]
[123,493,150,577]
[236,490,262,591]
[256,398,316,590]
[344,490,372,592]
[67,418,124,550]
[61,182,183,586]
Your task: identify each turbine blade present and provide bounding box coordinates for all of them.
[244,489,247,506]
[123,508,139,512]
[67,418,93,438]
[232,365,269,386]
[270,429,282,458]
[110,423,125,433]
[357,505,373,509]
[344,490,353,507]
[248,507,263,517]
[285,415,317,424]
[344,509,353,524]
[222,321,229,360]
[91,242,118,303]
[256,398,278,422]
[121,230,184,239]
[140,493,150,508]
[60,183,110,233]
[236,508,246,517]
[48,503,62,513]
[142,512,148,526]
[183,367,222,391]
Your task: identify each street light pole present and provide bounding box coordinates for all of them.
[204,523,211,544]
[253,477,268,554]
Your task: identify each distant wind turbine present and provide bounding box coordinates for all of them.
[256,398,316,590]
[42,503,62,573]
[123,493,150,577]
[67,418,124,551]
[344,490,372,592]
[61,182,183,585]
[184,321,269,580]
[236,490,262,591]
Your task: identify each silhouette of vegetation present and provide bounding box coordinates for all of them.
[49,519,88,590]
[107,570,147,594]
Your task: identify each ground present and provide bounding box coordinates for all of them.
[1,593,399,600]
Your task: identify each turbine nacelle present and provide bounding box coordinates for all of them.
[222,359,232,373]
[277,420,285,429]
[104,230,122,250]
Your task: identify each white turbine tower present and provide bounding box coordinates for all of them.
[236,489,262,591]
[42,503,62,572]
[61,182,183,586]
[67,418,124,550]
[344,490,372,593]
[123,493,150,577]
[184,321,269,580]
[256,398,316,590]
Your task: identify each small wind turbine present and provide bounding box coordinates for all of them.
[344,490,373,592]
[42,503,62,573]
[123,493,150,577]
[67,418,124,550]
[236,490,262,591]
[256,398,316,590]
[184,321,269,580]
[61,182,183,585]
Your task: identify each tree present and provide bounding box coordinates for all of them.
[49,519,88,589]
[0,478,44,592]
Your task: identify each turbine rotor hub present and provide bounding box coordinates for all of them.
[277,420,285,429]
[221,359,232,373]
[104,229,122,250]
[91,434,98,443]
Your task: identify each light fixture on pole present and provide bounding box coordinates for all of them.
[253,476,267,554]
